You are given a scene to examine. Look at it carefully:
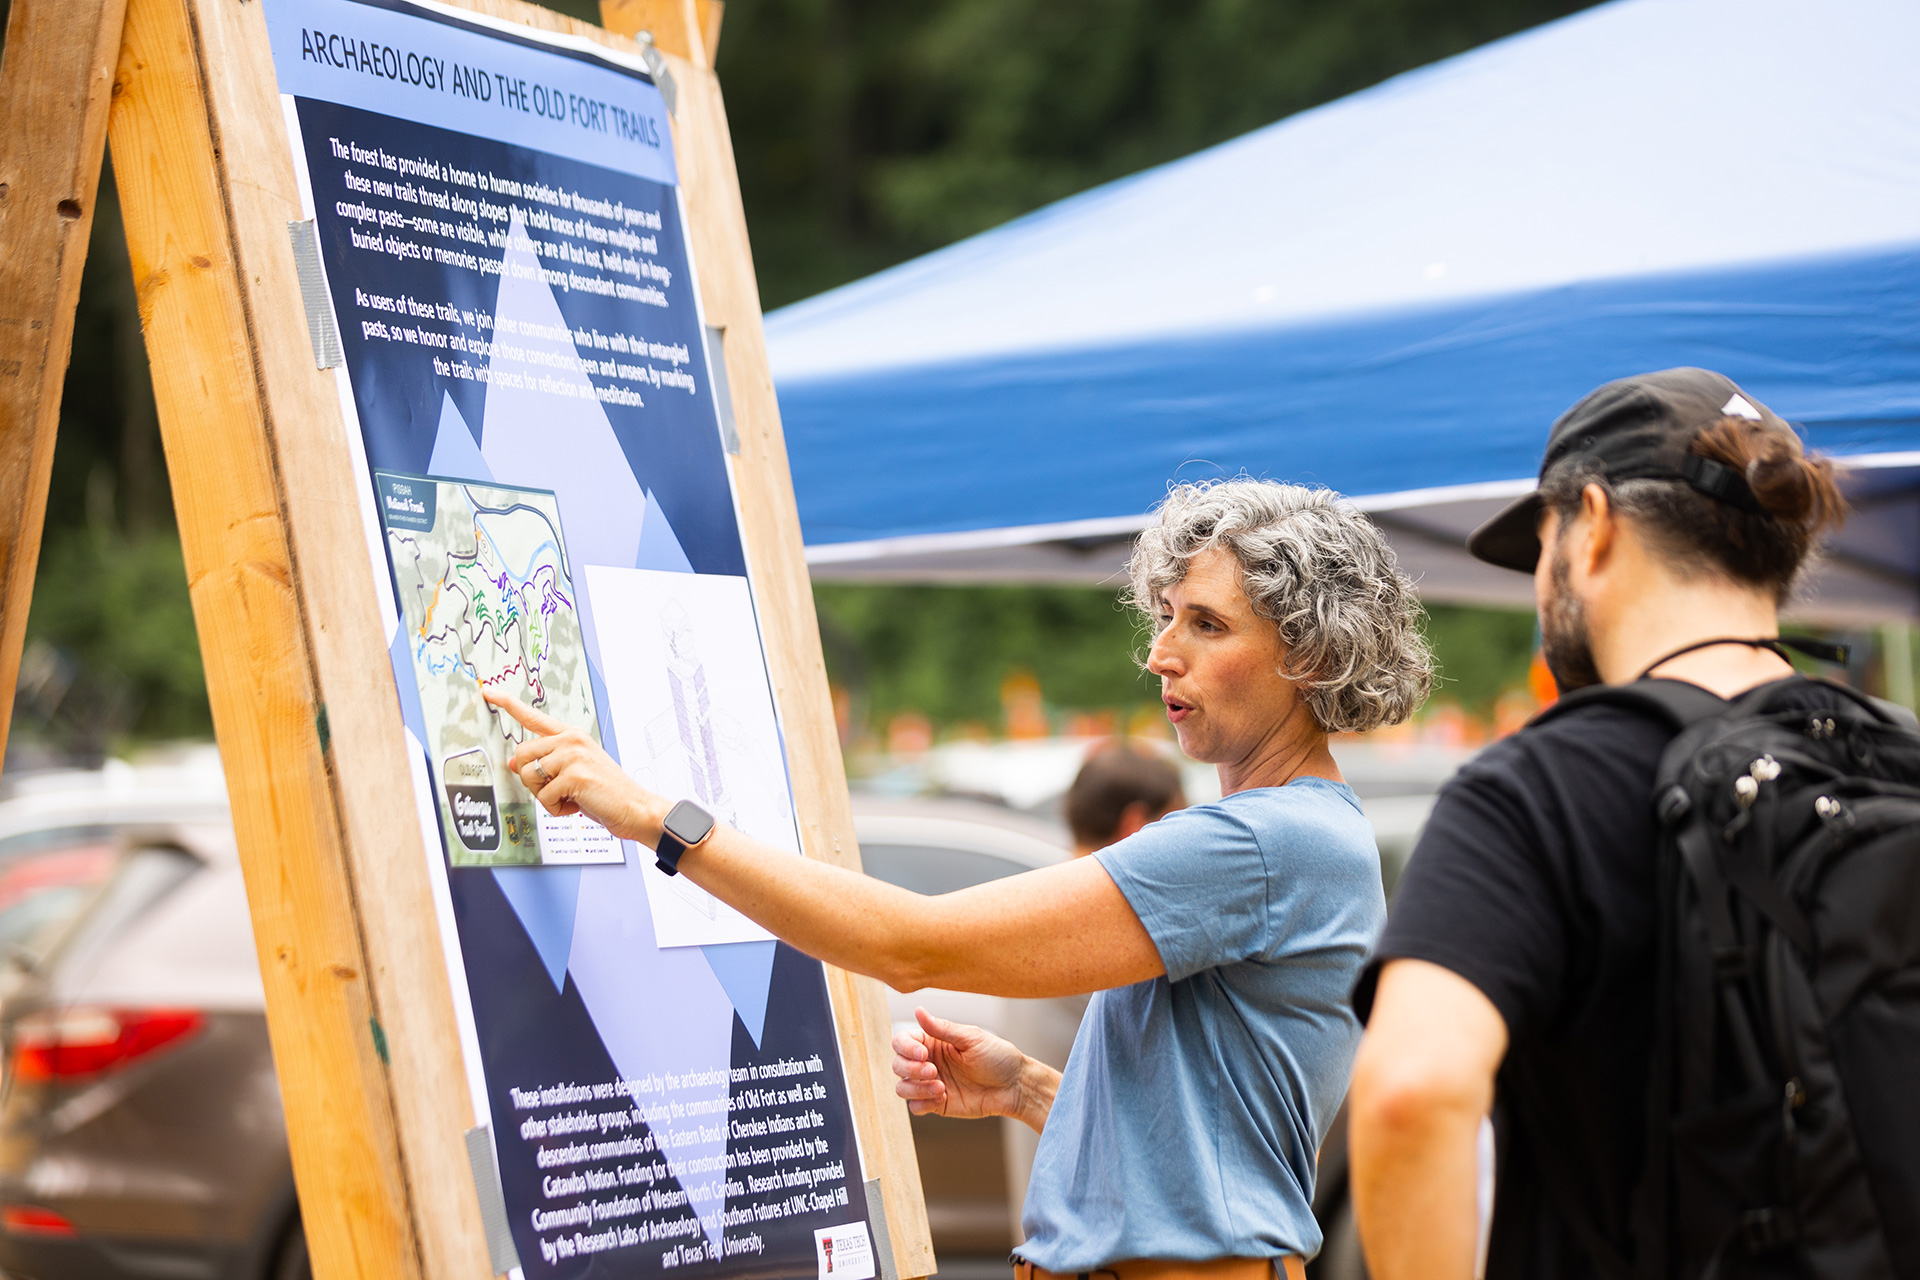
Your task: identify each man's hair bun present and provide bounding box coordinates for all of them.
[1691,416,1845,531]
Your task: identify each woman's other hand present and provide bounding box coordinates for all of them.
[892,1007,1058,1132]
[485,689,664,844]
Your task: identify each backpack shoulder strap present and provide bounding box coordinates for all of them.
[1519,678,1730,1280]
[1717,673,1919,733]
[1529,678,1730,734]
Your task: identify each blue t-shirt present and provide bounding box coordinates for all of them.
[1018,778,1385,1269]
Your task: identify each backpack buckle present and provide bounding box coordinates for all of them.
[1739,1207,1797,1253]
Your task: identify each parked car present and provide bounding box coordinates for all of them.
[0,752,306,1280]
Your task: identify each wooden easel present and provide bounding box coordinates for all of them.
[0,1,932,1276]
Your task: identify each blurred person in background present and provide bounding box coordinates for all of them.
[1065,741,1188,857]
[493,479,1432,1280]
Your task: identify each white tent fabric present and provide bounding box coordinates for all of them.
[766,0,1920,620]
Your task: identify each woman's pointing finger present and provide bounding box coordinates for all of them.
[484,687,567,736]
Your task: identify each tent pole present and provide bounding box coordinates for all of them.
[1885,620,1916,710]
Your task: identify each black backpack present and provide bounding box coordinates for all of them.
[1533,670,1920,1280]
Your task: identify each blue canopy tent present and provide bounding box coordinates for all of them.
[765,0,1920,621]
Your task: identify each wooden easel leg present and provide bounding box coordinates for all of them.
[0,0,130,766]
[105,0,445,1274]
[600,0,717,68]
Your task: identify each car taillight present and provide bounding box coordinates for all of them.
[10,1007,205,1082]
[1,1205,75,1236]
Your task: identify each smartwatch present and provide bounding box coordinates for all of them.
[654,800,716,876]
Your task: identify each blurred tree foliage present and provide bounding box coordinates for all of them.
[5,0,1591,756]
[1422,603,1539,713]
[814,584,1540,740]
[718,0,1594,307]
[814,585,1156,736]
[14,159,203,758]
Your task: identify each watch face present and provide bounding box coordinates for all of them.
[665,800,716,846]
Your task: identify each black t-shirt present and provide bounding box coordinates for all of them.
[1352,679,1852,1280]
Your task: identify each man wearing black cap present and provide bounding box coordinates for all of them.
[1340,369,1853,1280]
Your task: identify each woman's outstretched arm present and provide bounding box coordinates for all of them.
[488,690,1163,998]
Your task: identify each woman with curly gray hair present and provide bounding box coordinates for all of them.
[490,478,1431,1280]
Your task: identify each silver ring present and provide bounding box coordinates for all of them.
[533,758,551,785]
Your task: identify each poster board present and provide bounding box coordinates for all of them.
[99,0,933,1275]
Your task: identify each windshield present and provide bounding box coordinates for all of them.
[0,829,199,982]
[0,829,120,962]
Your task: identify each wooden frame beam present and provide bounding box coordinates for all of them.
[0,0,129,762]
[601,0,724,69]
[109,0,493,1272]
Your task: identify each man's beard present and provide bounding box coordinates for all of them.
[1541,540,1603,692]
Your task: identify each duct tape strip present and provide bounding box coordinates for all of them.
[464,1125,522,1275]
[286,219,344,370]
[863,1178,900,1280]
[706,325,740,455]
[637,38,679,117]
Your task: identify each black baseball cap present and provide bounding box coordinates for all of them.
[1466,367,1788,573]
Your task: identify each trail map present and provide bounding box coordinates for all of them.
[378,472,621,866]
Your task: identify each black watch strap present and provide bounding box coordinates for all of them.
[654,800,715,876]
